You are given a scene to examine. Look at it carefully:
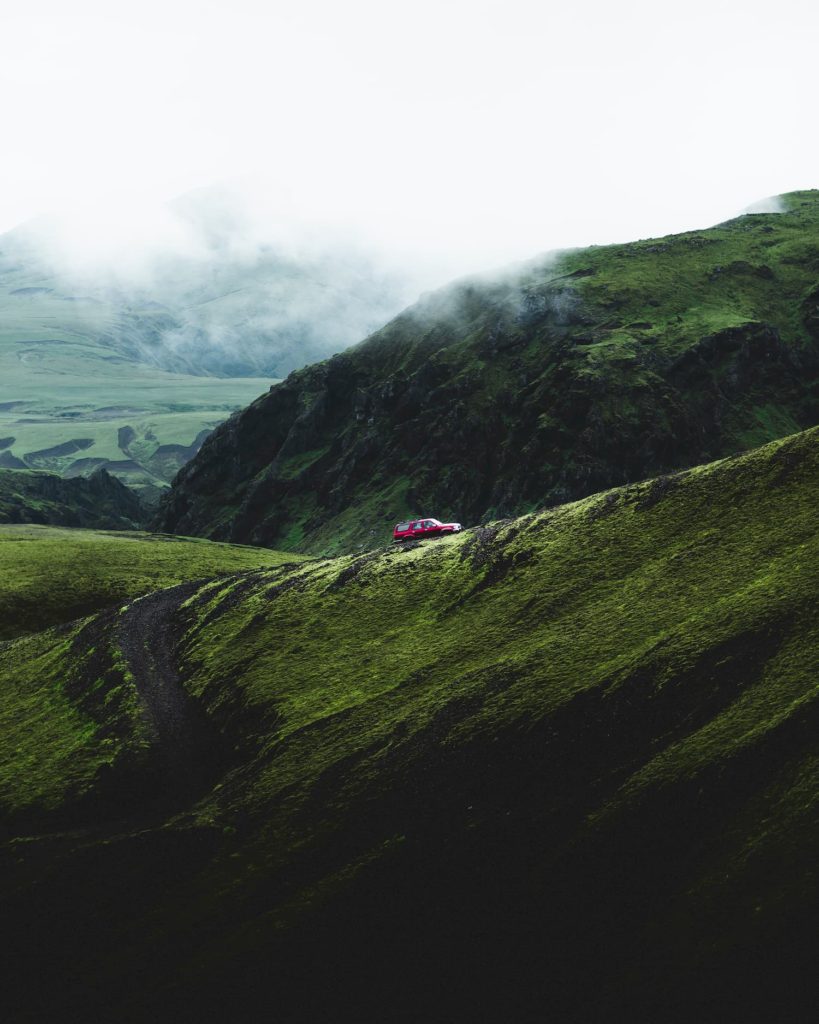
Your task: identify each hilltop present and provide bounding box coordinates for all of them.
[3,426,817,1021]
[156,190,819,554]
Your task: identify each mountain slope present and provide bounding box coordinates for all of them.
[156,190,819,554]
[3,426,818,1021]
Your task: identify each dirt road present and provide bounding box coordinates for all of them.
[117,582,224,808]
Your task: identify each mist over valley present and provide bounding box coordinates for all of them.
[0,184,421,496]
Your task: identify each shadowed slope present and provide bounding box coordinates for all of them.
[2,427,818,1021]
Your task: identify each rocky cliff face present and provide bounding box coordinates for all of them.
[0,468,144,529]
[155,191,819,553]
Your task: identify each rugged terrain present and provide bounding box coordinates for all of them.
[157,190,819,554]
[3,426,817,1021]
[0,467,144,531]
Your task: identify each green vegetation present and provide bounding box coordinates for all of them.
[0,623,146,815]
[2,426,817,1019]
[156,190,819,554]
[0,524,304,640]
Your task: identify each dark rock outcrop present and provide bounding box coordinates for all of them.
[0,468,145,529]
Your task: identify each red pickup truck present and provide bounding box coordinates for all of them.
[393,517,463,542]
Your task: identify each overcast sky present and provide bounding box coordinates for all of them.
[0,0,816,281]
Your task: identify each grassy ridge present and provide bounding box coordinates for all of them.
[0,525,304,641]
[2,427,817,1018]
[0,529,304,821]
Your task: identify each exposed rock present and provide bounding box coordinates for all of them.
[0,468,145,528]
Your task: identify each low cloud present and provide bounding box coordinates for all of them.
[741,195,786,215]
[1,183,437,377]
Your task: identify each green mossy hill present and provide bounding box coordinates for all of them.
[0,466,144,530]
[0,525,305,641]
[4,427,818,1020]
[156,190,819,555]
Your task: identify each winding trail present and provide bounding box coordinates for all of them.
[117,581,225,809]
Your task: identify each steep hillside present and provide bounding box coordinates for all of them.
[157,190,819,554]
[3,427,818,1021]
[0,525,304,641]
[0,467,144,531]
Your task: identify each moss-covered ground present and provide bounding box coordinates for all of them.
[1,426,817,1020]
[0,525,304,640]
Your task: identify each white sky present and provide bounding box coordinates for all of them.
[0,0,816,280]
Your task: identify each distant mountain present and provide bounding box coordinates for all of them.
[0,186,414,492]
[0,184,415,378]
[155,189,819,554]
[0,467,144,529]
